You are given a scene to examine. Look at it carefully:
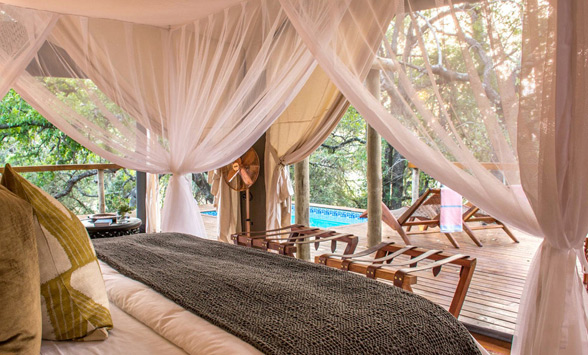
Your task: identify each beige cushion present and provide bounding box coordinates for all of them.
[0,184,41,354]
[1,164,112,341]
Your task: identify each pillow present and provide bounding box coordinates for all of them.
[1,164,112,341]
[0,184,41,354]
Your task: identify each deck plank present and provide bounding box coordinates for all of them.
[201,214,541,336]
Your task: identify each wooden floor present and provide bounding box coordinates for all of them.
[201,215,541,338]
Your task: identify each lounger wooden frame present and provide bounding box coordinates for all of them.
[461,204,519,245]
[316,243,477,318]
[390,188,472,248]
[231,224,359,257]
[380,188,518,248]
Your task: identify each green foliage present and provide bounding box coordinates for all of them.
[0,89,213,215]
[0,89,135,214]
[307,106,438,210]
[308,107,367,208]
[116,201,133,217]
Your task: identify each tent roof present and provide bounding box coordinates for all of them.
[2,0,480,27]
[0,0,244,27]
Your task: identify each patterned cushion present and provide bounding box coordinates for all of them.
[1,164,112,341]
[0,184,41,353]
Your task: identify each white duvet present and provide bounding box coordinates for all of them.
[41,261,261,355]
[42,260,488,355]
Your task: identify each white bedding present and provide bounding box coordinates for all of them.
[99,260,261,355]
[41,261,261,355]
[41,301,187,355]
[42,260,489,355]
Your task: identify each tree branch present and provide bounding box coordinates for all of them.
[54,170,97,199]
[376,56,501,105]
[320,137,366,153]
[0,122,53,130]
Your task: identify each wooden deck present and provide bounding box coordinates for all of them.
[200,214,541,337]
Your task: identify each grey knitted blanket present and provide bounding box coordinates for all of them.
[93,233,481,355]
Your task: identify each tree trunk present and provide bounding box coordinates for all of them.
[191,173,214,204]
[97,169,105,213]
[391,148,406,209]
[366,70,382,247]
[294,158,310,260]
[382,142,394,208]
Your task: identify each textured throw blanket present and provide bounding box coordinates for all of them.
[94,233,480,355]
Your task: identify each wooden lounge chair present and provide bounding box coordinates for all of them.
[461,203,519,244]
[231,224,359,257]
[362,188,518,248]
[362,188,472,248]
[316,242,477,318]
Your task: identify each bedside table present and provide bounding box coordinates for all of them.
[82,217,142,239]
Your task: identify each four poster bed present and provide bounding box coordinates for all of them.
[41,233,483,355]
[0,0,587,354]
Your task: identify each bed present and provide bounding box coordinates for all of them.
[41,233,485,355]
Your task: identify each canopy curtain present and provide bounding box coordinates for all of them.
[264,66,348,230]
[281,0,587,353]
[512,0,588,353]
[0,5,57,98]
[10,0,317,235]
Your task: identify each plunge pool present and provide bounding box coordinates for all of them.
[201,205,365,229]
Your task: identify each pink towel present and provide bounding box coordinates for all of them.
[440,186,463,233]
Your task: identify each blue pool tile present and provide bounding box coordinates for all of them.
[202,205,366,229]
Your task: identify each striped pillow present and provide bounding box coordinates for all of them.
[1,164,112,341]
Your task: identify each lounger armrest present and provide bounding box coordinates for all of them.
[317,241,395,263]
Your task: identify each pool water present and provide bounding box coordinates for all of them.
[201,205,365,229]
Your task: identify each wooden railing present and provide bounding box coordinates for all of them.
[0,163,123,213]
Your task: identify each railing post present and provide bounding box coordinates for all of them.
[98,169,105,213]
[411,167,420,204]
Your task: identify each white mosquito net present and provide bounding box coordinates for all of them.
[0,0,585,353]
[10,0,316,236]
[280,0,588,353]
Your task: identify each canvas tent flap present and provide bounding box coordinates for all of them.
[209,169,241,242]
[264,66,347,230]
